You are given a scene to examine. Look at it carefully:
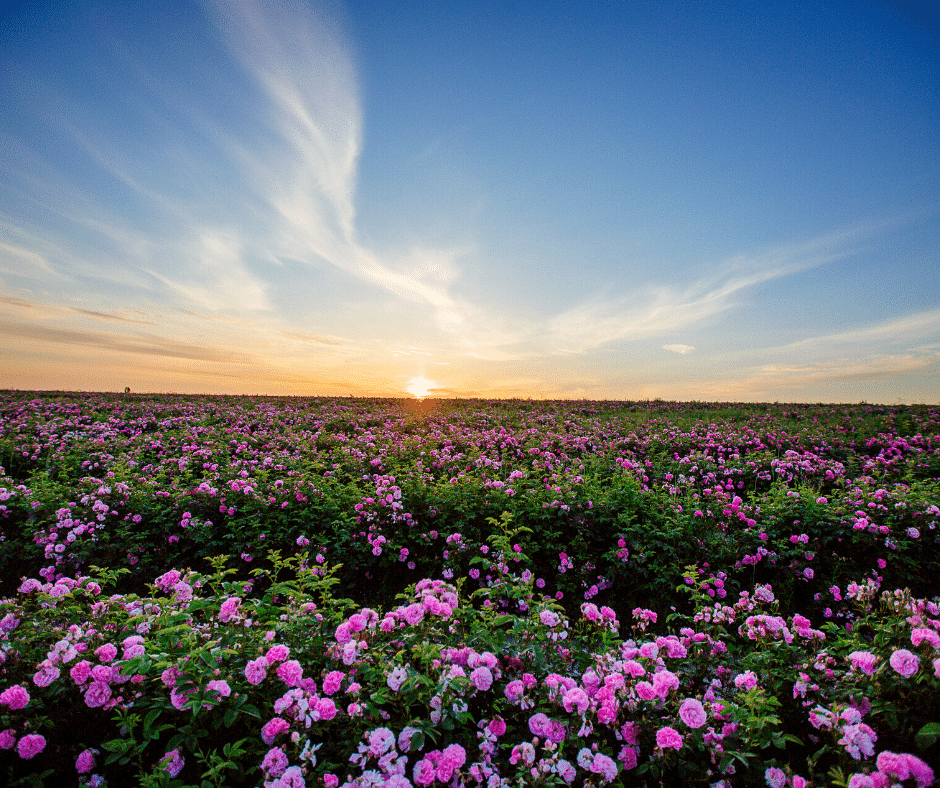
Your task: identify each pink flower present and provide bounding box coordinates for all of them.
[557,759,577,782]
[529,712,550,737]
[315,697,337,720]
[414,758,436,786]
[276,766,305,787]
[95,643,117,663]
[277,659,303,687]
[636,681,656,701]
[539,610,560,627]
[334,621,352,644]
[76,748,96,773]
[91,664,113,682]
[470,666,493,691]
[765,767,787,788]
[622,660,645,677]
[0,685,30,710]
[387,666,408,691]
[70,660,92,685]
[161,667,180,687]
[652,669,679,698]
[261,717,290,745]
[911,628,940,649]
[218,597,242,623]
[324,776,339,788]
[367,727,395,757]
[265,644,290,665]
[655,726,683,751]
[398,726,420,751]
[889,648,920,678]
[848,651,878,675]
[245,657,267,685]
[900,753,935,788]
[170,686,194,710]
[591,752,618,782]
[876,751,910,781]
[439,743,466,779]
[322,670,344,695]
[207,680,231,697]
[488,717,506,737]
[0,729,15,749]
[262,746,288,778]
[734,670,758,689]
[618,746,638,770]
[32,663,59,687]
[562,686,590,714]
[161,748,185,777]
[678,698,707,728]
[839,723,877,760]
[17,733,45,759]
[504,679,524,702]
[84,681,112,708]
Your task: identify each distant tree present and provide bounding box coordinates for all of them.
[124,386,130,394]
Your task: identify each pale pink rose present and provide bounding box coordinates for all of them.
[678,698,707,728]
[889,649,920,678]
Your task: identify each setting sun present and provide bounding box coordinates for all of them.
[406,375,436,399]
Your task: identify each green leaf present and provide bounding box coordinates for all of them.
[915,722,940,750]
[101,739,130,754]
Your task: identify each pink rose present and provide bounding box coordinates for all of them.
[0,685,30,710]
[678,698,707,728]
[17,733,46,759]
[655,726,683,750]
[889,649,920,678]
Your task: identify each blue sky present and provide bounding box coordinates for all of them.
[1,0,938,401]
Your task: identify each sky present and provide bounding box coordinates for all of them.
[1,0,938,403]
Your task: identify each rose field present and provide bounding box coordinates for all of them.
[0,391,938,788]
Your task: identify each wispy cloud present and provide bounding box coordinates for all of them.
[768,308,940,356]
[539,229,868,354]
[0,297,154,325]
[0,321,254,364]
[148,232,270,313]
[663,344,695,354]
[202,0,509,347]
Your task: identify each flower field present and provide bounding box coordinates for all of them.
[0,391,938,788]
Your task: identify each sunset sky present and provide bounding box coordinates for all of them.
[1,0,938,402]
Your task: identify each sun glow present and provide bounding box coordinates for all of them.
[406,375,436,399]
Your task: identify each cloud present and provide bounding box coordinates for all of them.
[202,0,510,347]
[539,229,868,355]
[0,321,254,364]
[0,297,156,325]
[278,329,347,347]
[148,231,270,312]
[772,308,940,355]
[663,344,694,354]
[71,309,156,325]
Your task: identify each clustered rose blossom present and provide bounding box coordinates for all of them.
[678,697,707,728]
[0,684,29,710]
[848,650,878,675]
[17,733,46,759]
[656,726,683,750]
[75,747,96,773]
[245,657,267,685]
[889,648,920,678]
[161,748,185,777]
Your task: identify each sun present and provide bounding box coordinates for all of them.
[406,375,436,399]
